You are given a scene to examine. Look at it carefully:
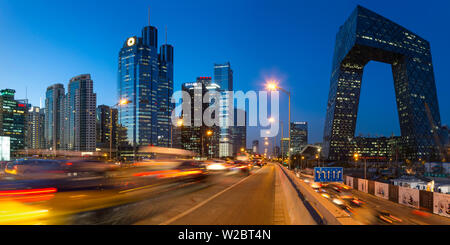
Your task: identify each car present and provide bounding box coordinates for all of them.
[377,210,402,224]
[203,160,230,172]
[349,198,365,207]
[4,159,67,179]
[229,160,251,175]
[59,159,119,177]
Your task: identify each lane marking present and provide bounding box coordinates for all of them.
[159,167,265,225]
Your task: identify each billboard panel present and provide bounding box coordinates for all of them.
[0,136,10,161]
[433,192,450,218]
[346,176,354,188]
[375,182,389,200]
[398,186,419,209]
[358,179,368,193]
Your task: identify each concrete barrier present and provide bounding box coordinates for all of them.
[277,164,359,225]
[276,164,317,225]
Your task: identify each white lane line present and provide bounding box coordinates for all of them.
[159,167,265,225]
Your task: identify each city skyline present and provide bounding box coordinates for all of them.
[1,0,450,147]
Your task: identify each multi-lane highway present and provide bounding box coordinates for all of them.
[1,159,449,225]
[1,162,303,225]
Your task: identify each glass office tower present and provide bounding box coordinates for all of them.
[157,44,174,147]
[323,6,443,162]
[0,89,27,152]
[45,83,65,150]
[118,25,174,154]
[213,62,234,157]
[291,122,308,154]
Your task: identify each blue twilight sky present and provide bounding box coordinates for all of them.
[0,0,449,148]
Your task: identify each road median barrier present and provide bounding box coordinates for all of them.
[277,164,360,225]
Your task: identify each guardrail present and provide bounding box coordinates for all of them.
[277,164,360,225]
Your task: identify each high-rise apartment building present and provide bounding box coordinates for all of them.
[61,74,96,152]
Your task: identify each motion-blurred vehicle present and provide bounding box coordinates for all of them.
[377,210,402,224]
[310,182,322,189]
[229,160,251,175]
[332,197,352,215]
[203,160,230,172]
[4,159,67,179]
[130,160,208,183]
[59,159,119,177]
[349,198,365,207]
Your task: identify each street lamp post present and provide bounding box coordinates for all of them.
[171,118,183,147]
[354,153,359,169]
[110,99,130,161]
[202,129,213,159]
[266,82,291,168]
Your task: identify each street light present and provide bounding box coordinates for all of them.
[354,153,359,169]
[110,99,130,161]
[171,118,184,147]
[317,148,321,167]
[268,117,277,158]
[266,81,291,169]
[202,129,214,158]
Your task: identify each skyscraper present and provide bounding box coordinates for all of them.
[157,43,174,147]
[61,74,96,152]
[252,140,259,154]
[291,122,308,154]
[323,6,443,161]
[213,62,234,158]
[281,138,290,158]
[96,105,118,150]
[180,79,217,157]
[118,24,174,153]
[45,84,65,150]
[232,108,247,156]
[0,89,27,153]
[27,106,45,149]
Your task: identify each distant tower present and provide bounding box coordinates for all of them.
[45,84,65,150]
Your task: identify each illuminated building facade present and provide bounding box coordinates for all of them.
[61,74,97,152]
[96,105,118,150]
[27,106,45,149]
[291,122,308,154]
[323,6,443,162]
[45,83,65,150]
[213,62,234,157]
[118,25,174,152]
[0,89,27,152]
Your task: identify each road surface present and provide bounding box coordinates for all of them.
[136,163,294,225]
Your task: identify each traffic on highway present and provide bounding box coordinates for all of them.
[0,155,266,225]
[294,170,450,225]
